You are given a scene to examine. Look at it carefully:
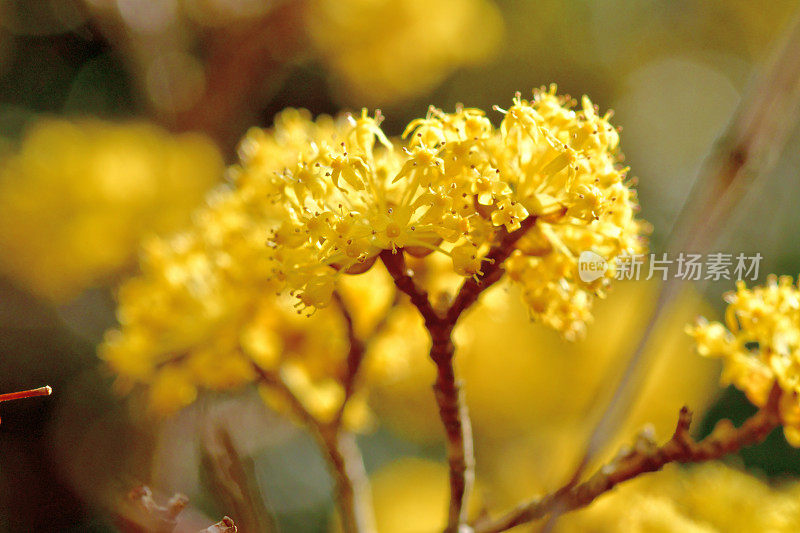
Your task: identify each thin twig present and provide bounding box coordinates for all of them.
[251,363,318,428]
[154,296,378,532]
[331,291,367,428]
[474,384,782,533]
[251,362,375,533]
[331,288,401,427]
[316,428,375,533]
[0,385,52,425]
[0,386,52,403]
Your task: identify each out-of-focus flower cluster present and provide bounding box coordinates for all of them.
[688,275,800,445]
[100,187,393,421]
[84,0,502,114]
[558,461,800,532]
[305,0,502,105]
[0,119,222,301]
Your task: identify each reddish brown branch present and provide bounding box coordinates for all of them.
[432,359,474,532]
[0,385,52,425]
[170,0,307,152]
[85,0,307,153]
[380,249,470,531]
[474,384,782,533]
[446,216,537,324]
[0,386,52,403]
[572,9,800,506]
[380,217,538,532]
[379,250,442,328]
[331,291,367,428]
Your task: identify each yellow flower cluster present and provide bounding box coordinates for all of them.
[101,183,391,420]
[238,87,644,336]
[99,110,394,420]
[688,275,800,444]
[0,119,222,301]
[305,0,503,105]
[103,87,643,417]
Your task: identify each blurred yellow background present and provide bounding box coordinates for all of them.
[2,0,800,531]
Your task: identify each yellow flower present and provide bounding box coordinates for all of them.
[0,119,222,301]
[688,275,800,445]
[104,88,644,416]
[101,175,395,419]
[236,89,644,336]
[305,0,503,106]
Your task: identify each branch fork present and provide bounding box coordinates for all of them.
[379,216,537,532]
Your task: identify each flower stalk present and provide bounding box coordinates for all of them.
[380,216,538,532]
[380,249,473,531]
